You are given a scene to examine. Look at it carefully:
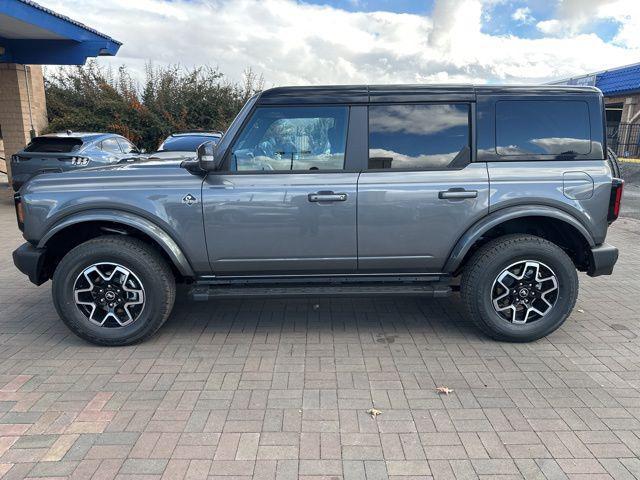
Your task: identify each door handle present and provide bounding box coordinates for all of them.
[438,188,478,200]
[308,192,348,202]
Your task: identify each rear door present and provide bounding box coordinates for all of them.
[357,102,489,272]
[202,105,364,275]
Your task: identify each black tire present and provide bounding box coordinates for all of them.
[461,234,578,342]
[52,236,175,346]
[607,147,621,178]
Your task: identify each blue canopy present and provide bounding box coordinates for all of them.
[0,0,121,65]
[551,62,640,97]
[596,63,640,97]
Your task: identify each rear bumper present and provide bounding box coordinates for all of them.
[587,243,618,277]
[13,243,48,286]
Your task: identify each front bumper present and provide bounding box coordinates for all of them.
[13,243,48,286]
[587,243,618,277]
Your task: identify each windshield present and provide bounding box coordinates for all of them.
[24,137,83,153]
[158,135,220,152]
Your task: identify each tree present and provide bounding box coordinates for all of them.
[44,62,263,151]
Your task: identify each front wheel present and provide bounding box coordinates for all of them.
[461,234,578,342]
[52,236,176,346]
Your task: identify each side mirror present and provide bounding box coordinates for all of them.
[197,141,222,171]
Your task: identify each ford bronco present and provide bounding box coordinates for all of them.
[12,85,623,345]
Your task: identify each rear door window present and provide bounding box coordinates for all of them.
[24,137,82,153]
[368,104,471,170]
[496,101,591,156]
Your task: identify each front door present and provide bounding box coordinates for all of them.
[357,103,489,272]
[202,105,359,275]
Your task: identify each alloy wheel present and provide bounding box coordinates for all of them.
[73,263,145,327]
[491,260,559,324]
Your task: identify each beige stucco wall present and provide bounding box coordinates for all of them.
[0,64,48,183]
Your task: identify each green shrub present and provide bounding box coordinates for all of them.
[45,61,263,151]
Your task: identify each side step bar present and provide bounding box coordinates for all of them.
[189,282,452,301]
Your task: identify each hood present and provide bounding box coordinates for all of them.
[20,157,195,195]
[85,157,186,172]
[147,150,198,161]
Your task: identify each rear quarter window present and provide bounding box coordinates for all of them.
[496,100,591,157]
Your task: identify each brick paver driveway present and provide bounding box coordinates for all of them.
[1,189,640,480]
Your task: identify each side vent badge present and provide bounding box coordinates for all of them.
[182,194,198,206]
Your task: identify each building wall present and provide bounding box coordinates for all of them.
[0,64,48,183]
[605,93,640,123]
[605,93,640,157]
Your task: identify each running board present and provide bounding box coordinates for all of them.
[189,282,451,301]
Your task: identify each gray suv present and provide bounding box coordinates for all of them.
[12,85,623,346]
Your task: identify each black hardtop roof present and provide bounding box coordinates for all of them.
[256,84,602,105]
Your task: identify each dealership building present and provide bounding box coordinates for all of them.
[0,0,121,183]
[551,63,640,157]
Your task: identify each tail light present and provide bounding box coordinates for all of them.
[14,194,24,231]
[608,178,624,223]
[69,156,90,166]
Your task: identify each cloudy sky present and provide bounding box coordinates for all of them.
[40,0,640,87]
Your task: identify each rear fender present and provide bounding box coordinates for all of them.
[444,205,595,273]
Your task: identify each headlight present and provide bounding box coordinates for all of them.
[70,156,90,166]
[11,155,19,164]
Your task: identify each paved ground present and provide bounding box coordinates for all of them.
[1,187,640,480]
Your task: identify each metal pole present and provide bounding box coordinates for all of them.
[23,66,36,139]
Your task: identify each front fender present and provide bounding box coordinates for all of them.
[38,209,195,277]
[443,205,595,273]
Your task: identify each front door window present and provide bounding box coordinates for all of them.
[230,106,348,172]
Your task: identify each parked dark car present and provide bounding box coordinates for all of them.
[10,132,141,191]
[149,131,223,160]
[13,85,622,346]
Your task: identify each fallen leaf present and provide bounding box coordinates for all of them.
[367,408,382,418]
[436,386,453,395]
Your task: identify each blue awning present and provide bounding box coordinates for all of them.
[595,63,640,97]
[0,0,121,65]
[550,62,640,97]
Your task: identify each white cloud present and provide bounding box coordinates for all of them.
[512,7,535,24]
[370,104,468,136]
[536,0,640,46]
[37,0,640,86]
[536,19,563,35]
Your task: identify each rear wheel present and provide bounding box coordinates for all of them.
[461,234,578,342]
[52,236,175,346]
